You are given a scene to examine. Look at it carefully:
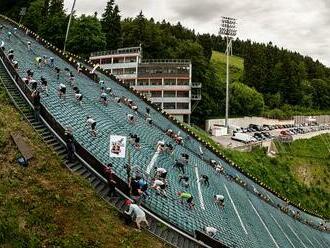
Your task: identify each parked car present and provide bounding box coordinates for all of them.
[249,124,262,131]
[261,132,271,139]
[232,133,256,144]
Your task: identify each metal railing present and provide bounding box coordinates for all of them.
[90,47,141,57]
[141,59,191,64]
[192,82,202,88]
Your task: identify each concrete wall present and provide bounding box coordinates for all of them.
[205,117,294,131]
[294,115,330,125]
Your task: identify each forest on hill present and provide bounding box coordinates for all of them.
[1,0,330,124]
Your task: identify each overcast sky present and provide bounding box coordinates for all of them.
[64,0,330,66]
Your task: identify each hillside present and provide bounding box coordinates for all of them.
[210,51,244,83]
[0,88,166,247]
[186,124,330,218]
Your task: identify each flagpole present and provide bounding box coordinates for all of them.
[63,0,77,53]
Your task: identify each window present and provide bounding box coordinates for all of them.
[163,91,176,97]
[163,102,176,109]
[164,79,176,85]
[177,91,189,97]
[100,58,111,64]
[91,59,100,64]
[125,79,136,86]
[113,57,125,63]
[113,68,123,75]
[177,79,189,85]
[125,56,137,63]
[150,79,162,86]
[177,102,189,109]
[153,102,162,108]
[125,68,136,74]
[137,79,149,86]
[151,91,162,97]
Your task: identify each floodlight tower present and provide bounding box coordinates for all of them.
[63,0,77,53]
[219,16,237,132]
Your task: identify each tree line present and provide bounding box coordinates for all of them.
[1,0,329,124]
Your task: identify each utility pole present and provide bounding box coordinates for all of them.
[219,17,237,132]
[63,0,77,54]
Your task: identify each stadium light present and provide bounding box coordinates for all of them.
[219,16,237,132]
[63,0,77,54]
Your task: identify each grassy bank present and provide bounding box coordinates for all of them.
[187,124,330,218]
[0,87,166,247]
[210,50,244,83]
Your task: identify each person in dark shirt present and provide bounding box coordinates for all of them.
[55,67,60,80]
[199,175,210,187]
[66,138,76,162]
[103,163,117,197]
[31,90,41,121]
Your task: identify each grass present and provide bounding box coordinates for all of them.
[186,124,330,218]
[210,51,244,83]
[0,87,167,247]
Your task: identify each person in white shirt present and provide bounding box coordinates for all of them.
[0,40,4,51]
[75,92,83,105]
[58,83,66,100]
[204,226,217,238]
[154,167,167,179]
[27,41,31,51]
[124,200,149,229]
[146,117,152,125]
[151,178,167,196]
[86,116,97,137]
[100,92,108,106]
[214,194,225,208]
[127,113,135,124]
[77,62,81,73]
[156,140,165,152]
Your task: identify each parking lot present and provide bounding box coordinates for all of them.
[211,124,330,149]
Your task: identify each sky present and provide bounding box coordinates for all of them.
[64,0,330,66]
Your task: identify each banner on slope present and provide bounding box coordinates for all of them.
[109,135,127,158]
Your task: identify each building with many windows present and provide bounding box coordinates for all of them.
[90,46,201,122]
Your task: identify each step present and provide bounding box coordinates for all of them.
[71,164,84,172]
[80,170,91,178]
[95,183,106,193]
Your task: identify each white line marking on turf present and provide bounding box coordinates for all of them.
[312,236,324,248]
[146,151,160,174]
[248,199,279,248]
[287,224,308,248]
[224,184,248,235]
[194,165,205,210]
[270,214,296,248]
[301,232,315,247]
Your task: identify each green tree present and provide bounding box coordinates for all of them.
[230,82,265,116]
[311,79,330,109]
[39,13,67,48]
[49,0,64,16]
[66,15,106,57]
[23,0,44,31]
[198,34,213,61]
[101,0,122,50]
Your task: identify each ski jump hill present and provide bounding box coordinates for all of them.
[0,15,329,248]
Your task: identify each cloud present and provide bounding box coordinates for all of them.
[64,0,330,66]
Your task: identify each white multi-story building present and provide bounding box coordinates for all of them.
[90,46,201,122]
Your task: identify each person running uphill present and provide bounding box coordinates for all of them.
[177,192,194,209]
[86,116,97,137]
